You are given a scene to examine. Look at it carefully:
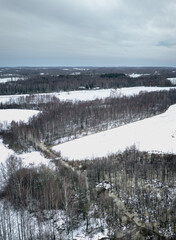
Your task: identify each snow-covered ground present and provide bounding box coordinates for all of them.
[0,86,176,104]
[70,72,81,75]
[19,151,51,167]
[0,200,109,240]
[52,104,176,160]
[128,73,150,78]
[0,109,40,129]
[0,77,23,83]
[167,77,176,85]
[73,67,89,71]
[0,139,14,165]
[72,218,109,240]
[0,139,51,167]
[56,86,176,101]
[0,109,44,165]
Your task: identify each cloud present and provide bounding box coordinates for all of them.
[0,0,176,66]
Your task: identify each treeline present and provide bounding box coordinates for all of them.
[0,94,54,110]
[0,73,172,95]
[100,73,126,78]
[2,89,176,152]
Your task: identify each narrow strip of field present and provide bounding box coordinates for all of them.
[0,77,24,83]
[0,86,176,104]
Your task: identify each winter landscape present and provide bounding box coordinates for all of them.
[0,66,176,240]
[1,0,176,239]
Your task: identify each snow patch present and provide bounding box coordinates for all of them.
[0,139,51,168]
[19,151,51,167]
[0,139,14,165]
[0,109,40,129]
[128,73,150,78]
[96,181,112,190]
[167,77,176,85]
[70,72,81,75]
[0,77,23,83]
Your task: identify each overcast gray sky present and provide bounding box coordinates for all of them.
[0,0,176,67]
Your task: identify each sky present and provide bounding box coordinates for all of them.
[0,0,176,67]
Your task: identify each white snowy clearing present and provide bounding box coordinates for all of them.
[70,72,81,75]
[52,104,176,160]
[0,77,23,83]
[0,139,51,167]
[0,109,40,129]
[73,67,89,70]
[167,77,176,85]
[56,86,176,101]
[0,86,176,104]
[128,73,150,78]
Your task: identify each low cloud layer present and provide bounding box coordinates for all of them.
[0,0,176,66]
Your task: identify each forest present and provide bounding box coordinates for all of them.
[0,72,172,95]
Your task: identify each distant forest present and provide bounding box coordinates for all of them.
[0,73,173,95]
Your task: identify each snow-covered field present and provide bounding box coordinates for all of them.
[0,109,44,166]
[52,104,176,160]
[73,67,89,70]
[0,86,176,104]
[0,77,23,83]
[56,86,176,101]
[0,139,51,167]
[128,73,150,78]
[0,109,40,129]
[167,77,176,85]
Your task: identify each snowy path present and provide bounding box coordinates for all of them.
[52,104,176,160]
